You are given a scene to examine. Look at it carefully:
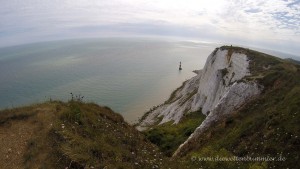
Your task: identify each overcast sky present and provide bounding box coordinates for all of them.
[0,0,299,54]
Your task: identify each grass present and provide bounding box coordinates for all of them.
[143,110,206,156]
[45,101,168,168]
[220,68,229,78]
[181,83,300,168]
[180,89,198,106]
[140,46,300,168]
[175,46,300,168]
[0,46,299,169]
[165,80,187,104]
[0,103,43,126]
[0,101,168,169]
[0,111,34,125]
[138,80,189,125]
[220,45,283,78]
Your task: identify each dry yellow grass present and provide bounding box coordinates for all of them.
[0,102,59,169]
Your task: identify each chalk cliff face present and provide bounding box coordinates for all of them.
[137,47,263,153]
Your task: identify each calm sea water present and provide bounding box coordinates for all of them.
[0,38,216,123]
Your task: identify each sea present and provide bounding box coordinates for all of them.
[0,38,299,123]
[0,38,217,123]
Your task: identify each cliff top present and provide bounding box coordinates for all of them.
[0,101,166,169]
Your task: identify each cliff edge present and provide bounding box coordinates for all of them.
[138,46,300,164]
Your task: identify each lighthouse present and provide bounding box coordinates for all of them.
[179,61,182,70]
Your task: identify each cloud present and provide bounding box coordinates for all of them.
[0,0,299,54]
[245,8,262,13]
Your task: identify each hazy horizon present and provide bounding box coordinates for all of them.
[1,0,299,55]
[1,37,300,59]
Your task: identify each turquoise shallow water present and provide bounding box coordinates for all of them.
[0,38,217,123]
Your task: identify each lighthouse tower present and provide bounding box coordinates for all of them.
[179,62,182,70]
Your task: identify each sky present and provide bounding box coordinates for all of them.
[0,0,299,55]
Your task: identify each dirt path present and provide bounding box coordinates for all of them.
[0,104,56,169]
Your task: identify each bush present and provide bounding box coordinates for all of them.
[144,110,206,156]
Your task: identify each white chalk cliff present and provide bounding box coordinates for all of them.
[137,47,263,155]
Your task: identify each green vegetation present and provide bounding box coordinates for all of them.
[143,110,206,156]
[0,46,299,169]
[177,46,300,168]
[220,68,229,85]
[180,81,300,168]
[165,80,187,104]
[1,101,167,169]
[220,45,283,78]
[285,58,300,65]
[0,109,35,125]
[180,89,198,106]
[220,68,229,78]
[138,80,191,125]
[138,46,300,169]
